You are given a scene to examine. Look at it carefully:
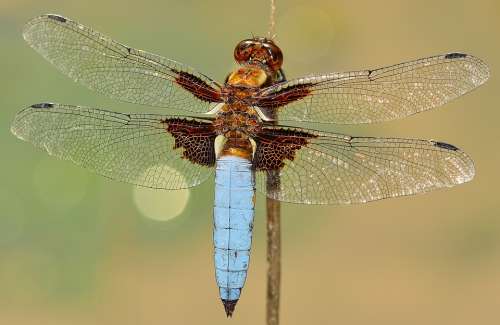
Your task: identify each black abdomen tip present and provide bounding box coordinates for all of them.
[434,141,459,151]
[222,299,238,317]
[445,53,467,59]
[31,103,54,109]
[47,14,67,23]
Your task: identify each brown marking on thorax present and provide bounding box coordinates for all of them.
[213,102,261,136]
[226,66,268,88]
[215,65,269,139]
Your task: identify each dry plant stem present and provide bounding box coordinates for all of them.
[267,2,280,323]
[268,0,276,39]
[266,171,281,325]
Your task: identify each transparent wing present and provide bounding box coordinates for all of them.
[254,127,474,204]
[255,53,489,124]
[23,14,222,113]
[11,103,217,189]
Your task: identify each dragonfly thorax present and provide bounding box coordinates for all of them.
[213,103,262,136]
[225,66,269,88]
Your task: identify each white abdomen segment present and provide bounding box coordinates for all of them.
[213,155,255,316]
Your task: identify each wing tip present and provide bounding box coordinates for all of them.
[23,14,68,42]
[10,123,23,140]
[456,166,475,185]
[462,155,476,185]
[11,103,57,139]
[445,52,490,85]
[432,140,476,185]
[470,55,490,86]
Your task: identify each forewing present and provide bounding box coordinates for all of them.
[254,127,474,204]
[255,53,489,124]
[11,103,217,189]
[23,14,222,113]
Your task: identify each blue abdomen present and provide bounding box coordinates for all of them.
[213,155,255,315]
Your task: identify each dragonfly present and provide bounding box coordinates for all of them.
[12,14,489,317]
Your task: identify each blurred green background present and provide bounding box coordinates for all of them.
[1,0,499,324]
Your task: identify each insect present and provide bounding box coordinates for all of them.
[12,14,489,317]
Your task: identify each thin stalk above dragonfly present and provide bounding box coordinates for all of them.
[12,14,489,317]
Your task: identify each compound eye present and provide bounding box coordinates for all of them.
[262,42,283,71]
[234,40,256,64]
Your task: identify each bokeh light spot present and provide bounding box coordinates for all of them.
[133,165,190,221]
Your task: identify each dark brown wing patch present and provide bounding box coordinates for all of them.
[163,118,217,166]
[174,70,222,103]
[253,127,317,171]
[254,83,312,112]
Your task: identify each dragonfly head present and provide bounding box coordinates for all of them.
[234,37,283,72]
